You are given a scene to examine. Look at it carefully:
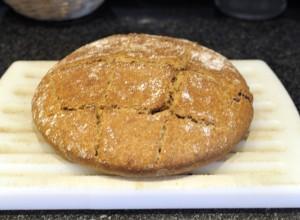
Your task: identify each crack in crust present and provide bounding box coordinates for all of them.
[233,91,253,103]
[95,108,101,157]
[155,120,167,165]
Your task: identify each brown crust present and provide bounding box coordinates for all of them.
[32,34,253,177]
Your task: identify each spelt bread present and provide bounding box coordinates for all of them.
[32,34,253,177]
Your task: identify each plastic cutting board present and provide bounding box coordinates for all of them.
[0,60,300,209]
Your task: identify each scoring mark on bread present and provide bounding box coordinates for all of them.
[94,108,102,158]
[233,91,253,103]
[155,121,167,165]
[173,112,215,127]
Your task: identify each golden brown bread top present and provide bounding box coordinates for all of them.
[32,34,253,176]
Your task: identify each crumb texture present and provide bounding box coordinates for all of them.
[32,34,253,176]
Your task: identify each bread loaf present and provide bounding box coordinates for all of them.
[32,34,253,177]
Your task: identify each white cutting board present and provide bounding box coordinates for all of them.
[0,60,300,210]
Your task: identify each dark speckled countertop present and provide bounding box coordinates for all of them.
[0,0,300,219]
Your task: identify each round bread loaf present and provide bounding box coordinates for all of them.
[32,34,253,177]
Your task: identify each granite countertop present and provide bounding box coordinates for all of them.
[0,0,299,219]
